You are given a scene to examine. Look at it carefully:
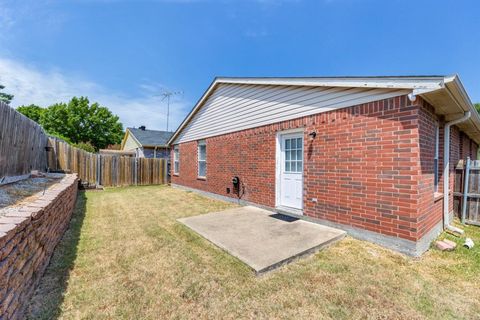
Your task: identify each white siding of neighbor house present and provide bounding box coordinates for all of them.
[123,133,140,151]
[174,83,410,143]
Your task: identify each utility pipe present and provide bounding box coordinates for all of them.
[443,111,471,230]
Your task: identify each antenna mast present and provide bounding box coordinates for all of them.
[160,90,182,131]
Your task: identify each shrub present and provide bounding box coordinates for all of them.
[73,142,96,153]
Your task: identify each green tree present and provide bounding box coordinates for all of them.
[16,104,45,123]
[40,102,72,139]
[0,84,14,105]
[17,97,123,151]
[41,97,123,150]
[475,103,480,114]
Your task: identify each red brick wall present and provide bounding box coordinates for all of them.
[416,100,478,236]
[0,175,78,319]
[302,97,420,241]
[172,95,476,243]
[417,100,443,238]
[459,131,478,160]
[172,123,279,208]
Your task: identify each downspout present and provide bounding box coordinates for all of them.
[443,111,471,231]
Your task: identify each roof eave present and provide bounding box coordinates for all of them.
[167,76,446,145]
[168,77,220,145]
[445,76,480,144]
[215,76,448,91]
[418,75,480,144]
[168,75,479,145]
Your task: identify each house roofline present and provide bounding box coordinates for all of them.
[168,75,479,145]
[121,128,143,150]
[442,76,480,143]
[214,76,449,89]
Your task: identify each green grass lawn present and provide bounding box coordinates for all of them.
[27,186,480,319]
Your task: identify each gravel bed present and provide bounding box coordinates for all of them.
[0,176,62,215]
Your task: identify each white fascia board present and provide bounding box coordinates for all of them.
[441,75,480,144]
[445,75,475,111]
[418,76,480,145]
[216,76,448,90]
[168,79,218,145]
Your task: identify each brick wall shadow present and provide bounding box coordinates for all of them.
[25,191,87,320]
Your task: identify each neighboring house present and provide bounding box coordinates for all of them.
[168,76,480,256]
[121,126,173,159]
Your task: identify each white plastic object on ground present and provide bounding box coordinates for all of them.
[464,238,474,249]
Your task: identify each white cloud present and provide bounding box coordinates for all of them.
[0,57,191,131]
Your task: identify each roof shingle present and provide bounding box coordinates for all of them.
[128,128,173,147]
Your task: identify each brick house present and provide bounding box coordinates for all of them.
[168,76,479,256]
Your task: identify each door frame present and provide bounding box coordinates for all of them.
[275,128,305,214]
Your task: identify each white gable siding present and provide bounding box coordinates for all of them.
[174,83,409,144]
[123,133,140,151]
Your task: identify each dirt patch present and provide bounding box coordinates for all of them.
[0,176,62,212]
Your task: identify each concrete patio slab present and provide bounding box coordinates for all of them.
[178,206,346,274]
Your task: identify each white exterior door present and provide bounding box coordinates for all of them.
[278,133,304,210]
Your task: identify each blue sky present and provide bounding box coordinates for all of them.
[0,0,479,131]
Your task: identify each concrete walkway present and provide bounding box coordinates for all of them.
[178,206,346,275]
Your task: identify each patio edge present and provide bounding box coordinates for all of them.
[171,183,441,257]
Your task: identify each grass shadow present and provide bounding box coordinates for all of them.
[25,191,88,320]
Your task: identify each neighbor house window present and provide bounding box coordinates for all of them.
[198,140,206,178]
[434,124,439,193]
[173,145,179,174]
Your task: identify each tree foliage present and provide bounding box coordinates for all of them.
[73,141,96,153]
[17,97,124,151]
[0,84,14,105]
[16,104,45,123]
[475,103,480,114]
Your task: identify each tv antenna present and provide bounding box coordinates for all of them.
[159,90,183,131]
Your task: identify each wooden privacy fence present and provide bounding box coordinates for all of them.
[454,158,480,226]
[47,138,168,187]
[0,101,48,183]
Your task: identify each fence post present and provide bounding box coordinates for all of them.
[134,157,138,186]
[53,138,58,171]
[461,157,471,224]
[164,159,168,184]
[114,156,118,187]
[96,155,101,186]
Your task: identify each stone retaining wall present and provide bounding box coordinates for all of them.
[0,174,78,319]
